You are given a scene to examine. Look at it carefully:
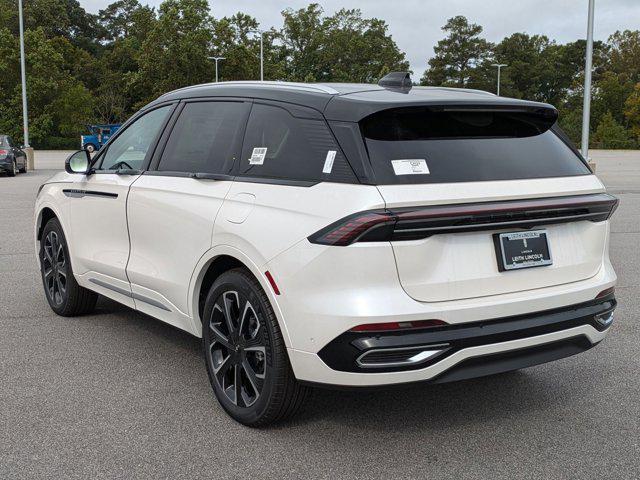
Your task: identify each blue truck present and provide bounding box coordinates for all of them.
[81,124,121,152]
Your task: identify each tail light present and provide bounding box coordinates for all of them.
[0,149,8,157]
[350,319,447,332]
[309,193,619,246]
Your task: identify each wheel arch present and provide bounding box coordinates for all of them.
[36,206,58,242]
[188,246,291,346]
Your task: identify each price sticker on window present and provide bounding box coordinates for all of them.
[249,147,267,165]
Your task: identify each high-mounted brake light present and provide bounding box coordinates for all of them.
[308,193,619,246]
[349,319,447,333]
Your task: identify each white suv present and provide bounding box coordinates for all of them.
[35,75,618,426]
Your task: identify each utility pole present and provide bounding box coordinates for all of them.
[581,0,596,161]
[18,0,29,148]
[491,64,507,96]
[208,56,225,82]
[248,30,264,81]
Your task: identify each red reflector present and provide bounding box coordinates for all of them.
[350,319,447,332]
[264,271,280,295]
[595,287,615,299]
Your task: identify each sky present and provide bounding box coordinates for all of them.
[81,0,640,76]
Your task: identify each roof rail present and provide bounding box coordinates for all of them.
[161,81,341,97]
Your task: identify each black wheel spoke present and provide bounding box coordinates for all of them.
[206,290,267,409]
[42,230,67,306]
[242,359,264,392]
[209,318,234,351]
[222,292,239,335]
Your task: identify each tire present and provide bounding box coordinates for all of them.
[202,268,310,427]
[7,160,16,177]
[39,218,98,316]
[84,143,96,153]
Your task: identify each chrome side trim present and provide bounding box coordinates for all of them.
[89,278,171,312]
[62,189,118,199]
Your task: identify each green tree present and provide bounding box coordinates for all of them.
[0,28,94,147]
[135,0,213,105]
[624,83,640,140]
[608,30,640,83]
[98,0,155,42]
[420,16,493,87]
[591,111,635,149]
[277,4,408,83]
[211,13,279,81]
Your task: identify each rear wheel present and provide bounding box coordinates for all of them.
[202,268,310,427]
[40,218,98,316]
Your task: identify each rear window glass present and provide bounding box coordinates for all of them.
[360,107,590,184]
[238,103,356,183]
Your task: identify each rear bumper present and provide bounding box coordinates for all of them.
[288,295,615,387]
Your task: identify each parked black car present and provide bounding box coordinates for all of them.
[0,135,27,176]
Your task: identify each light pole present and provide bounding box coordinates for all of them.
[581,0,595,160]
[491,63,507,96]
[248,30,264,81]
[18,0,29,148]
[208,56,225,82]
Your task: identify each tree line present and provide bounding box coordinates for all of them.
[0,0,638,150]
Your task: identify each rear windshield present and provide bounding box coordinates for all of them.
[360,107,590,184]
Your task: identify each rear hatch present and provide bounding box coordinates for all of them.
[359,105,615,302]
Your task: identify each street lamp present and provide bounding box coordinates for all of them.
[248,30,264,81]
[581,0,595,160]
[491,63,507,96]
[18,0,29,148]
[208,56,225,82]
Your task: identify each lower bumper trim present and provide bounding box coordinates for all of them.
[431,336,594,384]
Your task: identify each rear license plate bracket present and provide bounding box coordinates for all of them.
[493,229,553,272]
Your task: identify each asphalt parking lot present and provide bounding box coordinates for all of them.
[1,153,639,479]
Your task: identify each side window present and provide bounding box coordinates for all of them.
[239,103,356,183]
[6,137,14,147]
[97,105,172,171]
[158,101,248,174]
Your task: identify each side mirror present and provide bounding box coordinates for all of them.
[65,150,91,174]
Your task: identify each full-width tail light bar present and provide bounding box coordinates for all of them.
[308,193,619,246]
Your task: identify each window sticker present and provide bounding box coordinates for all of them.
[322,150,337,174]
[391,159,430,175]
[249,147,267,165]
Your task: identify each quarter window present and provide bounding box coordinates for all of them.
[239,103,355,183]
[97,105,172,171]
[158,101,249,174]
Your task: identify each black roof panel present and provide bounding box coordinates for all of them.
[148,81,556,122]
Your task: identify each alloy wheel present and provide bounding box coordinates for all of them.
[42,231,67,306]
[207,291,266,407]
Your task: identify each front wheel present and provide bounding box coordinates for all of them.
[202,268,310,427]
[40,218,98,316]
